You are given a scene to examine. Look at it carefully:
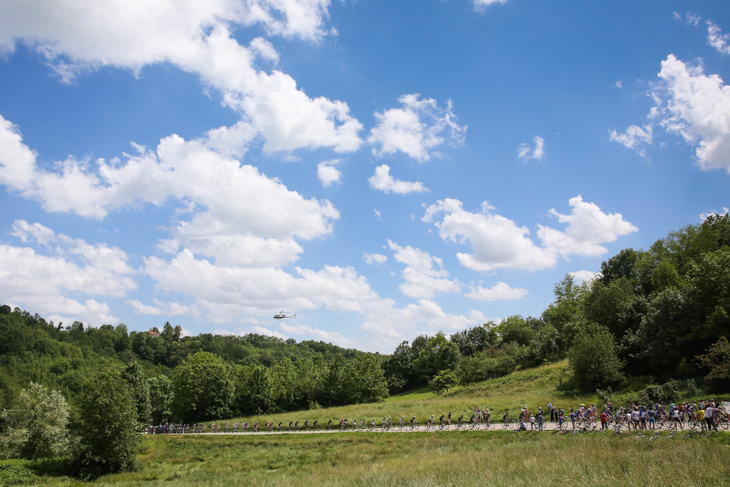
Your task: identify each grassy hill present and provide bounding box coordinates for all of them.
[225,360,593,426]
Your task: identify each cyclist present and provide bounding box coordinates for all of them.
[484,409,491,425]
[439,414,446,426]
[411,415,417,426]
[448,411,452,425]
[313,420,319,430]
[428,415,435,428]
[458,414,464,427]
[327,419,333,430]
[399,416,405,428]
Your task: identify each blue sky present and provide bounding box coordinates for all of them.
[0,0,728,352]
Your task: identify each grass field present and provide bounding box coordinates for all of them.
[4,430,729,486]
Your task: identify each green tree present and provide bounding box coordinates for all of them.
[343,354,389,403]
[542,274,587,354]
[428,370,458,395]
[234,365,274,414]
[73,368,139,478]
[414,332,461,382]
[148,375,173,424]
[568,323,624,392]
[0,382,69,460]
[172,351,234,422]
[696,336,730,391]
[121,361,152,428]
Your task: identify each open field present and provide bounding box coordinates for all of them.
[4,430,729,486]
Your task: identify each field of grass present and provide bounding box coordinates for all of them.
[4,430,729,486]
[226,360,595,427]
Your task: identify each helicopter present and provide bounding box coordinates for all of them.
[273,310,296,319]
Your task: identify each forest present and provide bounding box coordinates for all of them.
[0,214,729,467]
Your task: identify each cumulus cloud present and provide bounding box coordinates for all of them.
[0,220,136,324]
[0,116,338,267]
[423,196,637,272]
[367,94,466,162]
[423,198,555,272]
[517,135,545,161]
[537,195,638,258]
[609,125,652,157]
[360,299,485,351]
[317,159,342,187]
[613,55,730,173]
[465,282,528,302]
[368,164,428,194]
[570,270,600,284]
[651,55,730,172]
[141,249,382,320]
[387,240,461,299]
[0,1,362,154]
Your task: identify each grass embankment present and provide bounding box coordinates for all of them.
[231,360,591,426]
[7,431,728,486]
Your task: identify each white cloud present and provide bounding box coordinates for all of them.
[317,159,342,187]
[387,240,461,299]
[127,299,194,317]
[367,94,466,162]
[707,20,730,54]
[465,282,528,302]
[279,322,353,347]
[537,195,638,258]
[423,196,637,272]
[570,270,599,284]
[0,220,136,324]
[423,198,555,272]
[700,207,729,221]
[363,253,387,265]
[610,55,730,173]
[360,299,485,351]
[609,124,653,157]
[473,0,508,13]
[0,1,362,154]
[652,55,730,172]
[251,325,287,340]
[517,135,545,162]
[142,249,382,320]
[0,117,338,267]
[368,164,428,194]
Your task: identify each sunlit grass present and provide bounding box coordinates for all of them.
[224,360,597,427]
[89,430,730,486]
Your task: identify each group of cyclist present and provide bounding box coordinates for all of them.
[145,398,728,435]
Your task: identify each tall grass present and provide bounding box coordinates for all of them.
[95,430,730,486]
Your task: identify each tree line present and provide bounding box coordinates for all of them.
[1,214,729,477]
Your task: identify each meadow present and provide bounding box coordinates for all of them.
[3,360,728,486]
[3,430,729,486]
